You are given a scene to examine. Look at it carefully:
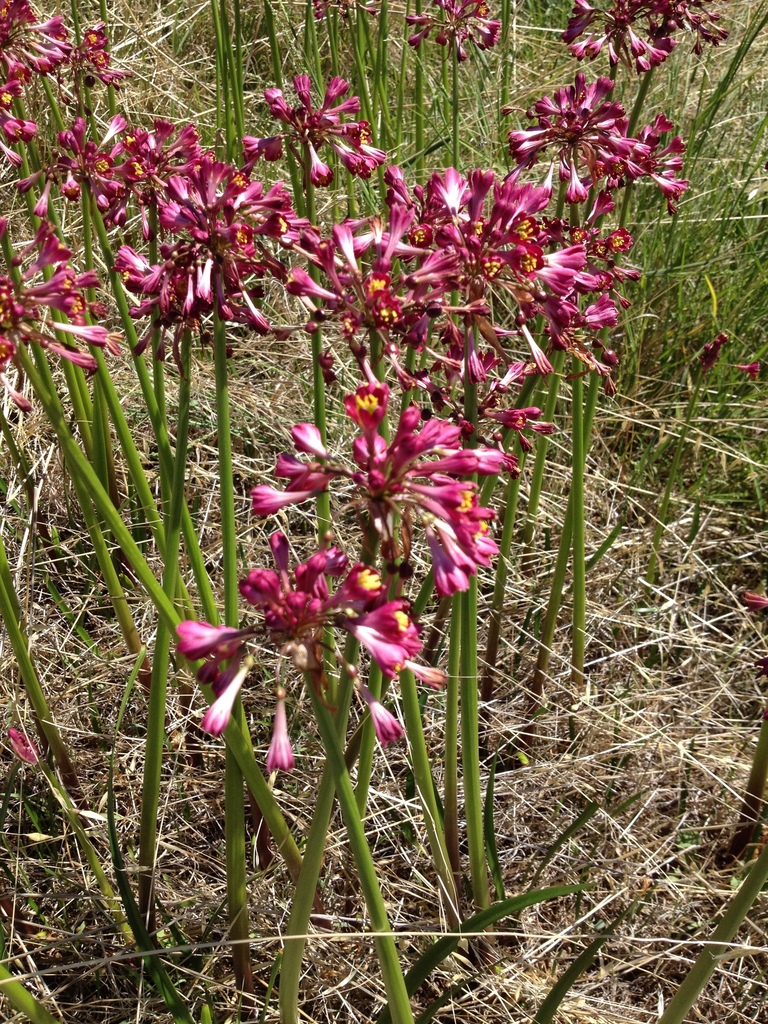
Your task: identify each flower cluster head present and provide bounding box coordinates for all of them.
[0,1,71,80]
[406,0,501,62]
[0,75,35,166]
[252,377,504,596]
[563,0,728,72]
[507,72,688,212]
[0,218,119,409]
[177,532,441,762]
[67,21,129,89]
[115,151,302,357]
[243,74,386,186]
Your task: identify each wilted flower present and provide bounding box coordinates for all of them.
[700,331,727,372]
[743,591,768,612]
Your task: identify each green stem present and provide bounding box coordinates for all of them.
[212,310,254,997]
[400,668,461,927]
[451,44,460,169]
[444,594,462,895]
[525,373,599,751]
[138,335,192,927]
[657,838,768,1024]
[570,362,586,692]
[521,352,565,566]
[278,646,360,1024]
[729,715,768,861]
[306,679,415,1024]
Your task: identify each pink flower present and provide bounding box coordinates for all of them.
[200,659,252,736]
[743,592,768,612]
[735,361,760,379]
[266,690,294,771]
[360,686,404,746]
[406,0,500,63]
[9,727,38,764]
[243,74,386,186]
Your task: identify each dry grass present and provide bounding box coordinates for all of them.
[2,2,768,1023]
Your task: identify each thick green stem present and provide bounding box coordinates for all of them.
[521,352,565,567]
[570,363,586,692]
[213,310,254,997]
[444,595,462,895]
[729,715,768,861]
[0,963,61,1024]
[138,335,191,927]
[306,680,415,1024]
[657,838,768,1024]
[278,645,359,1024]
[400,668,461,927]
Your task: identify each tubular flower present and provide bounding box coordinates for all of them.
[0,76,34,166]
[563,1,728,72]
[406,0,501,63]
[56,115,127,211]
[0,1,71,80]
[177,531,440,753]
[115,152,301,352]
[243,74,386,185]
[0,218,119,408]
[8,727,38,763]
[507,73,688,211]
[287,210,442,348]
[67,21,129,89]
[252,379,504,595]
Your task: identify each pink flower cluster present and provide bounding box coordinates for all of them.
[0,4,129,167]
[406,0,501,62]
[243,75,386,186]
[0,219,119,409]
[508,72,688,212]
[563,0,728,72]
[252,377,505,596]
[177,532,442,765]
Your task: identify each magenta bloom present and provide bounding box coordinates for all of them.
[177,532,441,752]
[0,77,35,166]
[243,74,386,185]
[266,690,295,772]
[406,0,501,63]
[0,219,119,408]
[0,1,71,80]
[700,331,727,372]
[563,1,728,72]
[359,685,404,746]
[8,727,38,764]
[68,22,130,88]
[735,362,760,379]
[508,74,688,212]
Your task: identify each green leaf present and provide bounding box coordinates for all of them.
[376,885,587,1024]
